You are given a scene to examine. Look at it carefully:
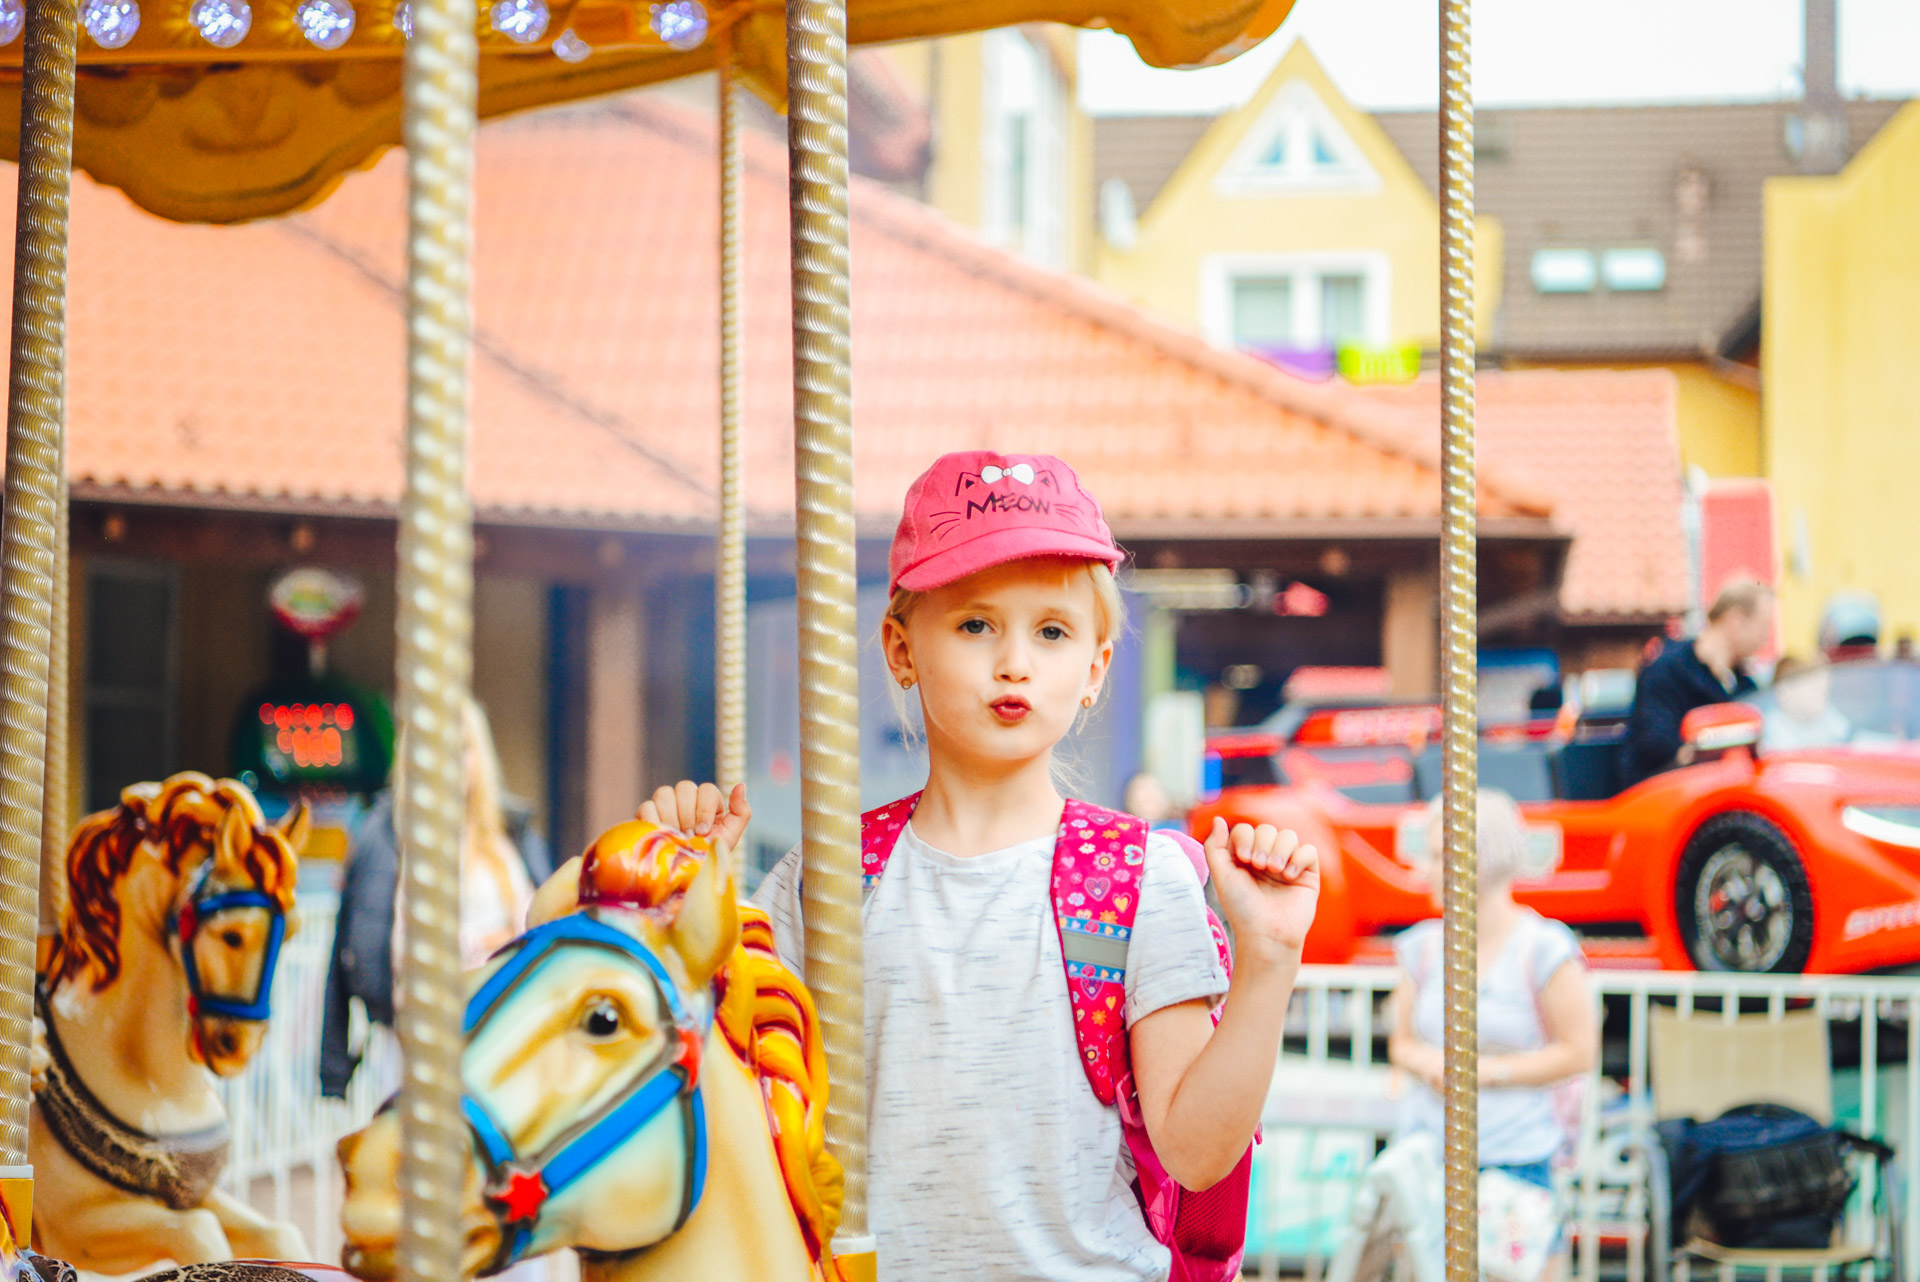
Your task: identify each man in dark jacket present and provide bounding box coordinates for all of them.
[1624,578,1775,786]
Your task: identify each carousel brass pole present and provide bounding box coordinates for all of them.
[0,0,79,1166]
[1438,1,1478,1279]
[391,0,478,1265]
[39,487,69,934]
[786,0,871,1273]
[716,31,747,792]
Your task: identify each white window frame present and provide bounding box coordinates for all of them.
[981,28,1067,267]
[1201,252,1393,351]
[1214,79,1381,197]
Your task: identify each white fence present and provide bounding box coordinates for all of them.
[215,899,396,1266]
[1266,965,1920,1282]
[216,920,1920,1278]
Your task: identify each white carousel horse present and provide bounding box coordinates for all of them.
[30,772,309,1274]
[338,819,844,1282]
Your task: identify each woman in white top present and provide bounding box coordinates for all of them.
[1389,789,1598,1194]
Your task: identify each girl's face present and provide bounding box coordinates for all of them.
[884,560,1112,773]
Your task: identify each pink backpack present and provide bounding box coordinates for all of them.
[861,793,1253,1282]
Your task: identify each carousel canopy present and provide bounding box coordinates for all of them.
[0,0,1295,222]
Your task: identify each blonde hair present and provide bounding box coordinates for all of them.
[1422,788,1531,890]
[392,697,534,963]
[1708,576,1774,623]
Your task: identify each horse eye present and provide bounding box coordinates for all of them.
[581,1002,622,1039]
[221,929,244,949]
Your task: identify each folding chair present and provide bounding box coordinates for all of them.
[1645,1008,1900,1282]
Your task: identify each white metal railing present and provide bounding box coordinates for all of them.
[1263,964,1920,1282]
[218,929,1920,1279]
[215,899,396,1266]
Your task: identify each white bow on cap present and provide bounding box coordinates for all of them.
[981,463,1035,485]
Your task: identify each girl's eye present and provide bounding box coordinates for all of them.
[581,1001,623,1040]
[1039,625,1067,642]
[960,618,990,635]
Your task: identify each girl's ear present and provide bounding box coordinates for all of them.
[881,612,915,688]
[1082,636,1115,706]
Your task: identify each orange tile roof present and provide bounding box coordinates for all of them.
[0,93,1573,547]
[1357,369,1688,620]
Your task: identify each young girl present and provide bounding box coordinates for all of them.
[1388,789,1596,1252]
[643,451,1319,1282]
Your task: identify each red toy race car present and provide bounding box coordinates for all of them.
[1193,660,1920,974]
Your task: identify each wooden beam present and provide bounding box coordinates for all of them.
[582,580,646,839]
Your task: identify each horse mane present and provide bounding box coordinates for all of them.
[720,908,846,1282]
[43,772,299,995]
[578,824,844,1279]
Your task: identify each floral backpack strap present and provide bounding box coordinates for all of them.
[859,792,921,890]
[1050,799,1150,1106]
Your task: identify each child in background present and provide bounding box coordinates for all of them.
[644,451,1319,1282]
[1124,770,1188,833]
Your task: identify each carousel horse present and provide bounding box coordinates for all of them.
[30,772,308,1274]
[338,820,844,1282]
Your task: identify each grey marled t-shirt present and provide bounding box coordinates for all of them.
[753,822,1227,1282]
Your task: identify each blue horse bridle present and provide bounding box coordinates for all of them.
[174,860,288,1023]
[460,911,712,1272]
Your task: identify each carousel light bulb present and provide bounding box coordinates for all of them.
[0,0,23,47]
[81,0,139,48]
[648,0,704,50]
[190,0,250,46]
[295,0,354,48]
[489,0,545,43]
[551,26,589,61]
[390,0,409,36]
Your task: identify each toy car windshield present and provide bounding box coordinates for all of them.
[1744,659,1920,752]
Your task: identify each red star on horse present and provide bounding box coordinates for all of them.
[492,1168,548,1225]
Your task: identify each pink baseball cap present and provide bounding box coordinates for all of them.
[888,451,1124,594]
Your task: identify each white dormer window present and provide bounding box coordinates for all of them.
[1217,79,1379,196]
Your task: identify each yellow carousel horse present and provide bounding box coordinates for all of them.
[31,772,308,1274]
[338,820,844,1282]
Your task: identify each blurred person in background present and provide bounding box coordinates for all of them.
[1203,683,1240,729]
[1389,791,1597,1215]
[1819,590,1882,664]
[321,696,548,1099]
[1124,770,1187,833]
[1761,655,1852,751]
[1624,578,1773,784]
[1328,792,1594,1282]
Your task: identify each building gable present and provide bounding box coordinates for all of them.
[1214,78,1379,196]
[1094,39,1494,356]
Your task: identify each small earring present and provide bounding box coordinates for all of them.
[900,677,915,690]
[1081,694,1094,708]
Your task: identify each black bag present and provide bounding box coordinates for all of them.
[1695,1103,1889,1247]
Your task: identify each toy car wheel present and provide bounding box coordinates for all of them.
[1675,812,1814,973]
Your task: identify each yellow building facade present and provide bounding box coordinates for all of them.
[1091,41,1500,357]
[1763,102,1920,648]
